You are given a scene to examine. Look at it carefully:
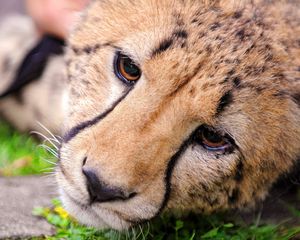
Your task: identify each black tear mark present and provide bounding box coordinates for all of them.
[152,38,174,56]
[63,87,133,143]
[216,91,233,115]
[292,93,300,107]
[154,133,193,217]
[124,122,227,225]
[228,188,240,204]
[130,129,195,226]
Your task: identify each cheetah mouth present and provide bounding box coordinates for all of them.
[61,188,145,229]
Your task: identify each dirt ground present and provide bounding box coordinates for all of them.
[0,176,56,238]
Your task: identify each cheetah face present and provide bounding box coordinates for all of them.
[56,0,300,230]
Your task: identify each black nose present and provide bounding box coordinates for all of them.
[82,167,136,203]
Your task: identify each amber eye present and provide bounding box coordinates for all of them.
[195,126,232,152]
[114,52,141,84]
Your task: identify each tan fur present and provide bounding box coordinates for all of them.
[1,0,300,230]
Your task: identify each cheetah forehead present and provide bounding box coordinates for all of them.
[67,0,299,117]
[63,0,300,151]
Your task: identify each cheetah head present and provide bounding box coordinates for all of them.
[56,0,300,230]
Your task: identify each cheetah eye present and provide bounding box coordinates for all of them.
[194,126,233,152]
[114,52,141,85]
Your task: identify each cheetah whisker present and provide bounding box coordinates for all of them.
[38,144,59,158]
[39,167,55,173]
[39,156,57,166]
[36,121,61,144]
[31,131,59,150]
[42,138,59,151]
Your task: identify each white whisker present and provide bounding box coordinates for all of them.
[39,168,55,173]
[38,144,58,158]
[36,121,61,144]
[40,156,57,166]
[42,138,59,151]
[40,173,58,183]
[31,131,59,150]
[55,134,63,140]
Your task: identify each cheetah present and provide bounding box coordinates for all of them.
[0,0,299,230]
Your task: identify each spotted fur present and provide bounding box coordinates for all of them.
[0,0,300,230]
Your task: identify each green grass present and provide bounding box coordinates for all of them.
[33,200,300,240]
[1,120,300,239]
[0,121,55,176]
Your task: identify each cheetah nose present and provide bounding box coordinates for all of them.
[82,167,136,203]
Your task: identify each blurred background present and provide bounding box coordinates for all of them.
[0,1,25,19]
